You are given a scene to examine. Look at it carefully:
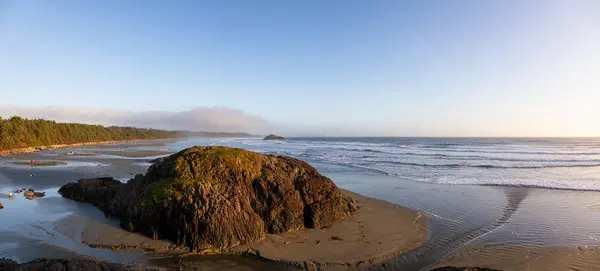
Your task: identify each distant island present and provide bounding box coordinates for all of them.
[263,134,286,140]
[0,116,250,152]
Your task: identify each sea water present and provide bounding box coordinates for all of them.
[170,137,600,191]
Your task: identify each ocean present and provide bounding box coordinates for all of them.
[169,137,600,191]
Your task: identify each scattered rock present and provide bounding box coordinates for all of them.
[0,258,161,271]
[23,189,46,200]
[329,235,343,241]
[61,146,357,251]
[263,134,286,140]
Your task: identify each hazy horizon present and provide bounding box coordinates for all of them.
[1,1,599,137]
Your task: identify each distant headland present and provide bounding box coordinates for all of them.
[0,116,250,154]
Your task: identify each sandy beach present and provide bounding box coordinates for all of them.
[0,139,428,270]
[228,191,427,270]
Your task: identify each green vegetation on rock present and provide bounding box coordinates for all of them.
[142,177,197,206]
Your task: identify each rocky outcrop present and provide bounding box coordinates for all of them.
[0,258,160,271]
[263,134,286,140]
[58,177,122,209]
[60,146,357,251]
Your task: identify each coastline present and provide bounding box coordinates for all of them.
[0,138,180,157]
[3,137,600,270]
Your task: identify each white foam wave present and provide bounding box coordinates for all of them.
[423,176,600,191]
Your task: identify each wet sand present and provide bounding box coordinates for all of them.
[0,139,176,157]
[430,245,600,271]
[229,191,427,270]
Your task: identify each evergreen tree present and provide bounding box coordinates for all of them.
[0,116,183,151]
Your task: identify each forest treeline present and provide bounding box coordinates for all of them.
[0,116,183,150]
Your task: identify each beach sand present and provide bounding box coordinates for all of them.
[430,245,600,271]
[229,191,427,270]
[0,140,428,270]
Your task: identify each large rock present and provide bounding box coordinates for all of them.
[61,146,357,251]
[263,134,286,140]
[58,177,122,209]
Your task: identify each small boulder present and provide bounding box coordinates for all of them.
[23,189,46,200]
[58,177,123,208]
[0,203,3,209]
[263,134,286,140]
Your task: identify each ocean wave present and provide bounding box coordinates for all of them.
[368,152,600,163]
[364,153,600,163]
[308,154,600,170]
[422,177,600,192]
[367,160,600,169]
[411,147,600,156]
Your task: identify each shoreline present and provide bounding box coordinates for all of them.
[0,138,180,157]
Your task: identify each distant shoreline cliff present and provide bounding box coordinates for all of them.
[0,116,250,153]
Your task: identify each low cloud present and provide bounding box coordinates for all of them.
[0,106,270,134]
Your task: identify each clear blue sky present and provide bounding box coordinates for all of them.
[1,1,599,136]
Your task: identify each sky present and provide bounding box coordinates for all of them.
[1,1,599,136]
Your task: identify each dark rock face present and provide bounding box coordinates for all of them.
[263,134,286,140]
[61,146,356,251]
[0,258,18,270]
[0,258,159,271]
[430,267,503,271]
[58,177,123,209]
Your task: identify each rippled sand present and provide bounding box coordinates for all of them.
[430,245,600,271]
